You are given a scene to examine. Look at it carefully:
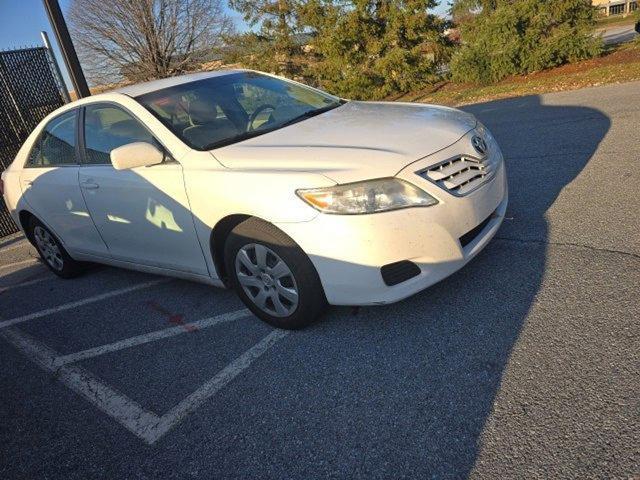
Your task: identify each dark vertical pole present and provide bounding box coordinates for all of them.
[41,31,71,103]
[42,0,90,98]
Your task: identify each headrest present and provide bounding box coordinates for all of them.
[188,96,220,125]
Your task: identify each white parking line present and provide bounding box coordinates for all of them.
[0,327,161,442]
[0,258,40,272]
[0,275,53,294]
[0,239,28,253]
[0,278,171,329]
[53,309,251,367]
[148,329,289,443]
[1,325,288,444]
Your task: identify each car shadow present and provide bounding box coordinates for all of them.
[0,234,26,250]
[1,94,610,477]
[0,262,47,289]
[279,94,610,477]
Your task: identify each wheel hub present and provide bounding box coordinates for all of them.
[260,273,274,287]
[235,243,299,317]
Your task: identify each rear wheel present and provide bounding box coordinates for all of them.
[224,218,326,329]
[28,217,85,278]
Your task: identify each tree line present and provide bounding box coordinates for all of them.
[69,0,604,99]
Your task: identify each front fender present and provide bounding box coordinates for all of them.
[182,163,335,279]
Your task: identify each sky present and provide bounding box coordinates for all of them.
[0,0,449,90]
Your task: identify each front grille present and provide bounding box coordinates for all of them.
[419,154,498,196]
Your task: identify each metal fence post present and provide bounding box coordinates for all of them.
[41,31,71,103]
[42,0,90,98]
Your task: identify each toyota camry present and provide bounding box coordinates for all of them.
[1,70,507,329]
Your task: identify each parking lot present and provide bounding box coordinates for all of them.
[1,82,639,479]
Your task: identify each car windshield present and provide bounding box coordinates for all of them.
[135,72,344,151]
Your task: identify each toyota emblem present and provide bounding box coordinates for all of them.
[471,135,488,156]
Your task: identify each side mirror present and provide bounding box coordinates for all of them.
[110,142,165,170]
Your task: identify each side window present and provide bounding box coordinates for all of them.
[83,104,157,165]
[26,110,77,167]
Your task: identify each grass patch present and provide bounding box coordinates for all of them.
[395,43,640,106]
[596,14,637,28]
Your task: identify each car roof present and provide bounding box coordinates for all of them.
[113,69,247,97]
[27,69,253,131]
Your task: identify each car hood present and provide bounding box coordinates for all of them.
[211,101,477,184]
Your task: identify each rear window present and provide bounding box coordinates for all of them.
[26,110,77,167]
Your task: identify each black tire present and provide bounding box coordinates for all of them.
[28,217,85,279]
[224,217,327,329]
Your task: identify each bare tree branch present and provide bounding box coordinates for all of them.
[68,0,234,84]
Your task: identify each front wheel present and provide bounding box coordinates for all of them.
[224,218,327,329]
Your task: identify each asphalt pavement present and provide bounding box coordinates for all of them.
[1,81,639,479]
[596,23,638,45]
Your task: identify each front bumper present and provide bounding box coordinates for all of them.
[277,149,508,306]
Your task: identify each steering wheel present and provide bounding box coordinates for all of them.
[248,104,276,131]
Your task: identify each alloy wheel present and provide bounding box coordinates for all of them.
[234,243,299,317]
[33,226,64,271]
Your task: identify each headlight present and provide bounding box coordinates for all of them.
[296,178,438,215]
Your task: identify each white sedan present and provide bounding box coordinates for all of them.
[1,70,507,329]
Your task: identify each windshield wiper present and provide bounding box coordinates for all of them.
[279,101,345,129]
[201,128,274,150]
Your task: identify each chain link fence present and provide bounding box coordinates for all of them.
[0,45,66,237]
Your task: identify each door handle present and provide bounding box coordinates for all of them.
[81,182,99,190]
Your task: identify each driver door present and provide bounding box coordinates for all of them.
[78,103,209,275]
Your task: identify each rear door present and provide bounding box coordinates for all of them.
[78,102,208,275]
[19,109,109,255]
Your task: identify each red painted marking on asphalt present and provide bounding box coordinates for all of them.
[169,314,197,333]
[146,301,197,332]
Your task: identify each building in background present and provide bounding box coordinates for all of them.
[593,0,638,16]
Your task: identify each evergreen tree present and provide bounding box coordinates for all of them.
[228,0,301,76]
[301,1,450,100]
[450,0,602,83]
